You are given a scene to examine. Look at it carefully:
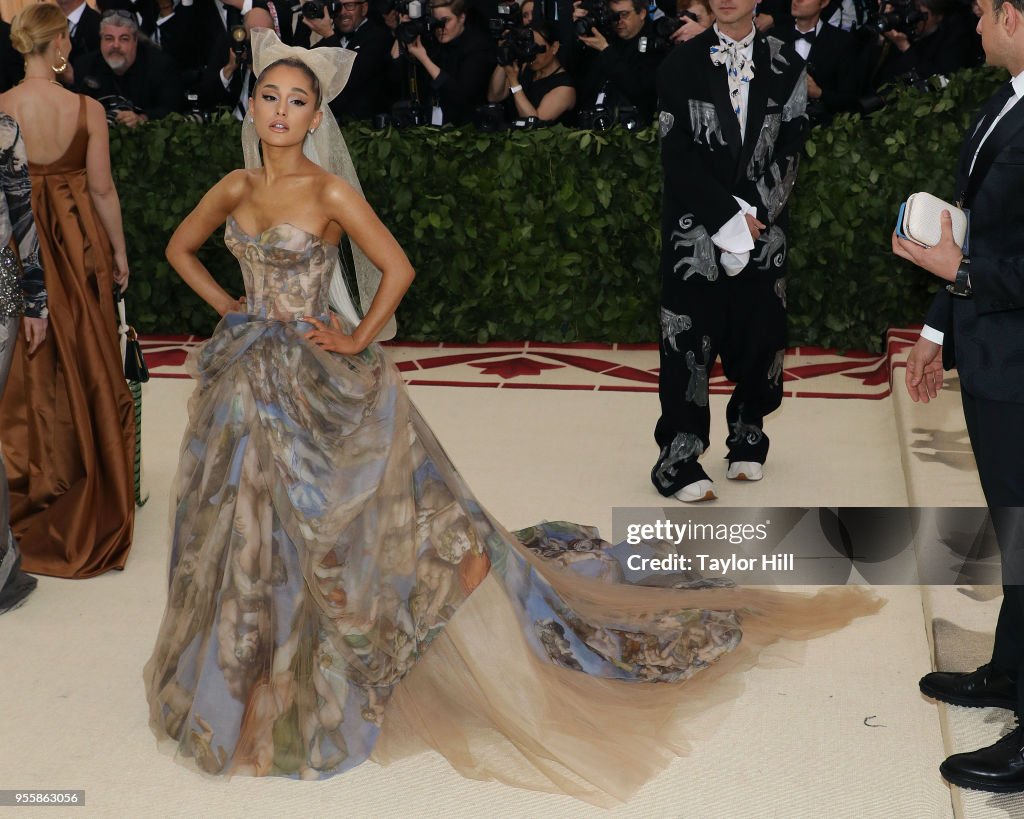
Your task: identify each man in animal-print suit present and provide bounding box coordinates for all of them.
[652,0,809,502]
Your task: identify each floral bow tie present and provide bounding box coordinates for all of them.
[709,30,756,118]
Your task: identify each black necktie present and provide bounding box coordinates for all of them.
[226,6,243,28]
[795,29,816,43]
[967,82,1016,152]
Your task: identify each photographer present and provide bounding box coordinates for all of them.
[196,6,273,117]
[667,0,714,43]
[73,10,183,125]
[574,0,665,124]
[775,0,860,124]
[487,20,576,123]
[388,0,495,125]
[867,0,981,89]
[300,1,393,121]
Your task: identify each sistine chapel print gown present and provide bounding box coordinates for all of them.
[143,218,880,805]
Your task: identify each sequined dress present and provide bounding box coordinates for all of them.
[143,218,879,804]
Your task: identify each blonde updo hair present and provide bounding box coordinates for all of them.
[10,4,68,57]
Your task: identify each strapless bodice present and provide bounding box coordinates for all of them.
[224,216,338,321]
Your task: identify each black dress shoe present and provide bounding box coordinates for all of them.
[941,726,1024,793]
[919,663,1018,710]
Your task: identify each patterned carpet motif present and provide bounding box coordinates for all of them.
[139,328,922,399]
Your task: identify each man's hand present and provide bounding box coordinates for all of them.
[891,210,962,282]
[807,74,822,99]
[670,16,709,43]
[883,29,911,51]
[579,27,609,51]
[222,47,238,80]
[302,6,335,38]
[406,35,428,63]
[114,110,147,128]
[905,336,944,402]
[745,213,766,242]
[754,13,774,31]
[503,62,521,83]
[22,316,47,356]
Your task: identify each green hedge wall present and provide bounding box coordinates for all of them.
[110,66,1005,350]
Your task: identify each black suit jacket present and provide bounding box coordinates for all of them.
[0,21,22,92]
[925,85,1024,402]
[73,41,184,119]
[316,20,394,122]
[69,5,102,57]
[775,23,859,120]
[657,27,809,281]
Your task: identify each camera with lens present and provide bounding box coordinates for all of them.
[374,99,428,128]
[395,1,438,45]
[576,103,639,131]
[229,24,251,65]
[488,0,524,36]
[474,102,509,131]
[575,0,615,37]
[183,92,211,124]
[496,25,545,66]
[97,94,144,126]
[864,0,926,39]
[576,104,614,130]
[301,0,341,18]
[653,9,696,40]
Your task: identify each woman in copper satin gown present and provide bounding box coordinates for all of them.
[0,5,135,578]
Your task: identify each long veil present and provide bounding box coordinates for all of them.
[241,28,396,341]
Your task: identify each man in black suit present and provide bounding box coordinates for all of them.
[898,0,1024,793]
[0,21,23,92]
[59,0,102,57]
[775,0,860,124]
[303,1,394,121]
[197,6,274,116]
[575,0,666,123]
[74,11,184,123]
[651,0,808,502]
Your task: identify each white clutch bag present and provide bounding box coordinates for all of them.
[898,192,968,249]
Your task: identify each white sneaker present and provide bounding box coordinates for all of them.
[672,479,717,503]
[726,461,763,481]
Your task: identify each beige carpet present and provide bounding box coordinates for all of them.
[0,346,960,818]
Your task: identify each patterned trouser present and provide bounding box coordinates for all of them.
[652,273,786,497]
[0,315,29,608]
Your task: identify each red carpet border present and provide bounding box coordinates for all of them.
[139,328,922,399]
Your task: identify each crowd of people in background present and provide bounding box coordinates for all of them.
[0,0,988,130]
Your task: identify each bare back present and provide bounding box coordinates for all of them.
[0,84,85,166]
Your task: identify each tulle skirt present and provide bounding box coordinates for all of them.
[143,313,881,805]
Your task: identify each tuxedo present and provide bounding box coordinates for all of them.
[0,22,22,92]
[651,26,808,496]
[775,21,859,122]
[922,76,1024,717]
[68,4,102,57]
[154,4,207,79]
[315,20,394,122]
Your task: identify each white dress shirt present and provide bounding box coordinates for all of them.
[709,24,757,275]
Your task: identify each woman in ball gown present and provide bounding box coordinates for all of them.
[143,29,881,805]
[0,5,135,579]
[0,114,45,612]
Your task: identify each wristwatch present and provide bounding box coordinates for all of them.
[947,257,972,297]
[510,84,523,95]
